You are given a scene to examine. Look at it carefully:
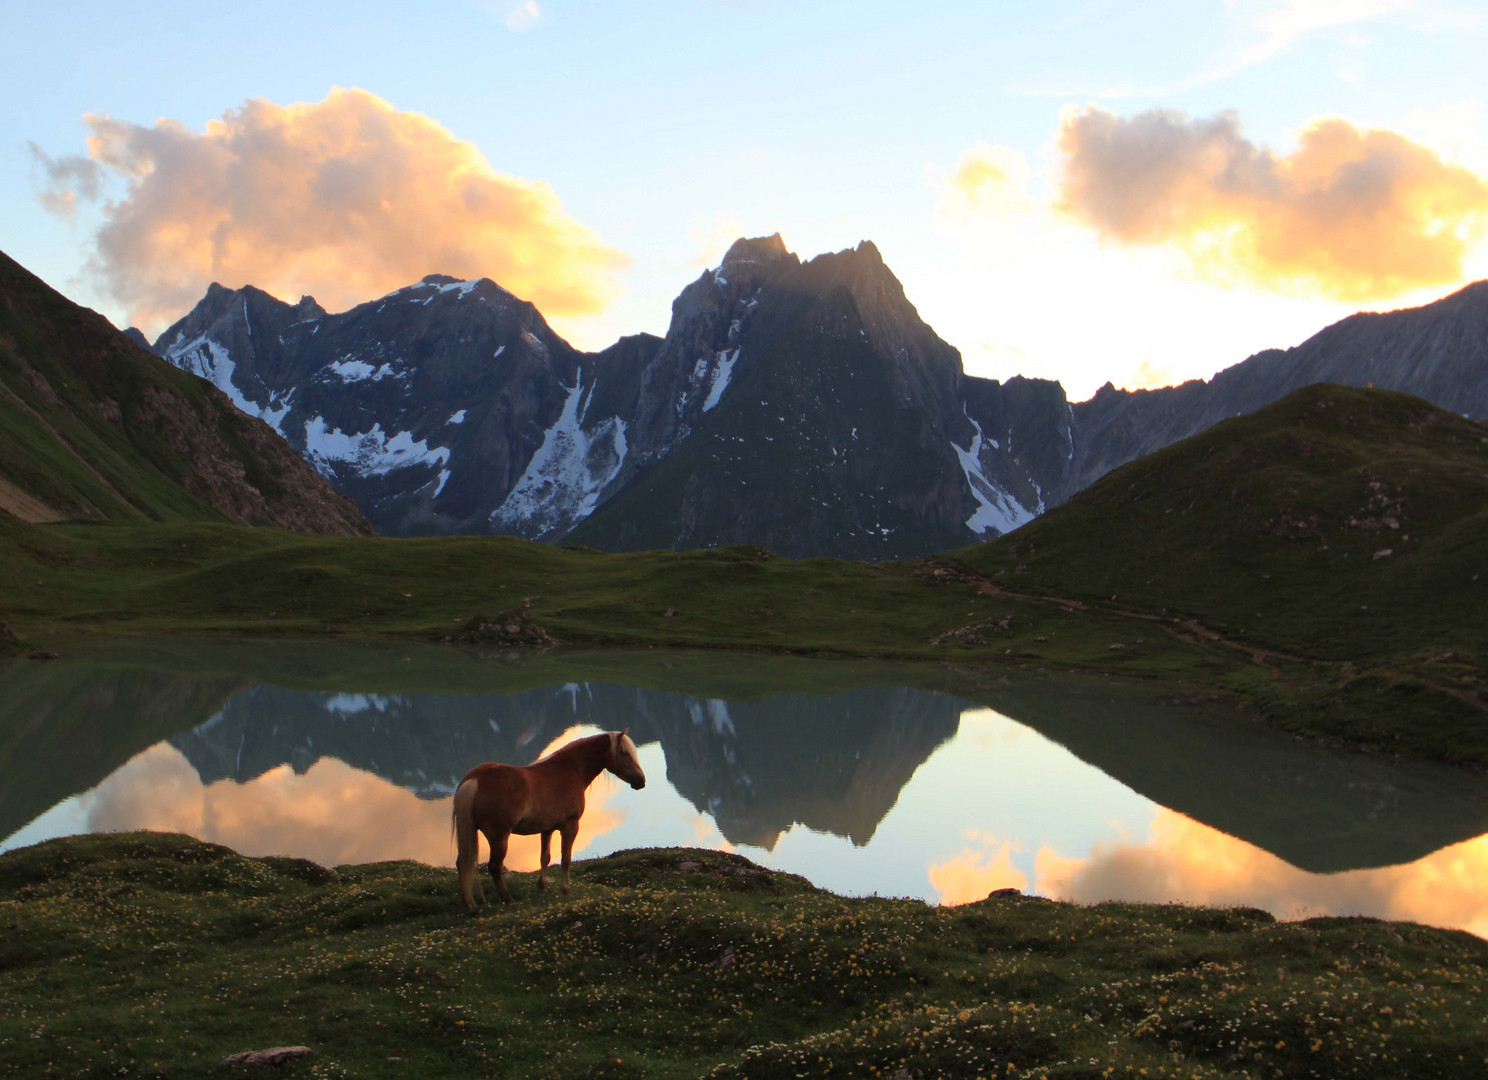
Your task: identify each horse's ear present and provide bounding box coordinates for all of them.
[620,727,629,738]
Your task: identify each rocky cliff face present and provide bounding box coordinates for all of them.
[153,274,619,537]
[568,236,1072,558]
[155,237,1070,557]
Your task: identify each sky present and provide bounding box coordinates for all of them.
[4,0,1487,400]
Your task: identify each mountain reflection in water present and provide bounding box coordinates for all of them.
[4,651,1488,937]
[167,682,959,849]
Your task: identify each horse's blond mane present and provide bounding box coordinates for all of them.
[533,730,608,765]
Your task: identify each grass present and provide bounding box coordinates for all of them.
[1,832,1485,1079]
[0,513,1211,676]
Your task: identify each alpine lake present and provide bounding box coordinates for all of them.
[4,638,1488,939]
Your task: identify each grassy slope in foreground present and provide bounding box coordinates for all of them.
[949,384,1488,764]
[2,833,1485,1080]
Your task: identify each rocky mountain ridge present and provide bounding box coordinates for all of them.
[1059,279,1488,501]
[151,235,1070,557]
[148,237,1488,557]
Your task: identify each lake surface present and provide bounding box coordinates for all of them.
[5,641,1488,936]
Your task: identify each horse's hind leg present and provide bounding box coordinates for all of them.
[485,830,513,903]
[559,820,579,897]
[537,831,553,893]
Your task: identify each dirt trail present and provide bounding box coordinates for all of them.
[0,475,61,523]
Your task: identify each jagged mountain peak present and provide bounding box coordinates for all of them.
[155,281,306,354]
[373,274,515,305]
[292,295,326,320]
[721,233,798,267]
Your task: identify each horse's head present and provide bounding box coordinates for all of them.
[606,729,646,790]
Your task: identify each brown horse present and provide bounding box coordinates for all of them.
[452,729,646,908]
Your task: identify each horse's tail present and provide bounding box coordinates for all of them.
[453,777,482,910]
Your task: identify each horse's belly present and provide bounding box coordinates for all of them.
[511,816,569,835]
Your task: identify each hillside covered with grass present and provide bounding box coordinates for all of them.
[1,832,1484,1079]
[950,384,1488,763]
[0,249,367,535]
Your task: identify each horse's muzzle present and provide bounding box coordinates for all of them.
[631,777,646,790]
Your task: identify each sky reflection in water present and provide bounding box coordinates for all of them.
[7,698,1488,938]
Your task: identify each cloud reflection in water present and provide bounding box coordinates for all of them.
[1030,809,1488,938]
[76,725,627,872]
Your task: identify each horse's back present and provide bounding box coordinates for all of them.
[462,762,535,830]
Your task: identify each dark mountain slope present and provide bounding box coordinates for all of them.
[1059,280,1488,501]
[153,237,1071,558]
[569,238,1070,558]
[153,273,608,537]
[0,250,368,535]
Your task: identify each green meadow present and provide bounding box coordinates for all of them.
[1,833,1484,1080]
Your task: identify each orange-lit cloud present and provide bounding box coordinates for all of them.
[928,828,1030,906]
[941,142,1033,216]
[1035,808,1488,938]
[1052,105,1488,301]
[33,87,627,336]
[1117,356,1180,391]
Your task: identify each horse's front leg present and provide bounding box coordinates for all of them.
[537,830,553,892]
[486,831,513,903]
[559,820,579,897]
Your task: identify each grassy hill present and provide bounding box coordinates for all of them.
[0,249,367,534]
[948,384,1488,761]
[2,832,1484,1079]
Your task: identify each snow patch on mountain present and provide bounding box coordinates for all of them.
[954,412,1038,536]
[302,416,451,481]
[703,348,741,412]
[328,358,397,383]
[489,372,628,539]
[166,334,292,433]
[322,693,397,716]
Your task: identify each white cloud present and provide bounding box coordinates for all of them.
[1223,0,1417,73]
[505,1,540,31]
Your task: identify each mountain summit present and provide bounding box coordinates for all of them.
[568,236,1069,558]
